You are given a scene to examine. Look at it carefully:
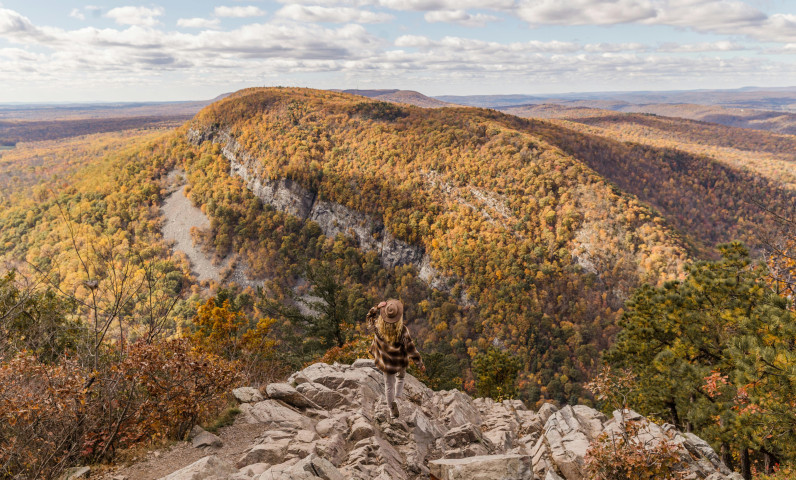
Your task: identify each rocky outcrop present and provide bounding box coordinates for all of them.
[529,406,744,480]
[430,454,533,480]
[190,426,223,449]
[160,455,237,480]
[152,361,742,480]
[232,387,263,404]
[186,127,435,277]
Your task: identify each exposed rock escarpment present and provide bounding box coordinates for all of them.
[186,127,441,286]
[154,361,742,480]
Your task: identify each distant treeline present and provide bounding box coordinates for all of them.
[0,115,190,146]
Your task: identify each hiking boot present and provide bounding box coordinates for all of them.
[390,401,400,418]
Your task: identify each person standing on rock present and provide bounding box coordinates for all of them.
[366,299,425,418]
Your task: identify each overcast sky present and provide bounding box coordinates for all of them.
[1,0,795,102]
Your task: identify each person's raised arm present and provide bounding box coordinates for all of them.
[365,305,379,331]
[403,330,425,372]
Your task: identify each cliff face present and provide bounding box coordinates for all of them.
[151,360,742,480]
[186,127,441,286]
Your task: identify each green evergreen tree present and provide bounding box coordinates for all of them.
[606,242,796,477]
[473,346,522,401]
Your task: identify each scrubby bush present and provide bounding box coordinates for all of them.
[0,340,238,479]
[585,418,685,480]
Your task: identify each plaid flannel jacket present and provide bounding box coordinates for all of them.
[368,323,423,375]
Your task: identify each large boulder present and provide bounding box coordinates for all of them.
[296,382,352,410]
[429,454,533,480]
[238,399,315,431]
[342,435,407,480]
[237,439,290,468]
[191,429,223,449]
[159,456,237,480]
[436,390,483,428]
[537,403,558,424]
[232,387,264,404]
[293,454,345,480]
[438,423,494,459]
[541,405,606,480]
[266,383,321,410]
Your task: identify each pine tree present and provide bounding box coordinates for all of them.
[606,242,796,476]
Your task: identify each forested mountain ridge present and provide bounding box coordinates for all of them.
[496,106,796,256]
[2,87,796,478]
[2,87,793,407]
[179,87,796,401]
[183,87,695,403]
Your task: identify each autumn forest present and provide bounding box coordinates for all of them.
[1,87,795,479]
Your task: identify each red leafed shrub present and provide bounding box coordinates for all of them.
[0,339,239,479]
[585,418,686,480]
[113,339,240,444]
[0,353,88,479]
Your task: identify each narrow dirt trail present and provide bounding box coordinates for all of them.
[100,422,265,480]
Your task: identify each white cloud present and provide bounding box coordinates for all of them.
[177,17,221,28]
[753,13,796,43]
[423,10,498,27]
[511,0,796,44]
[213,6,267,18]
[377,0,514,11]
[584,42,648,52]
[0,8,51,41]
[69,8,85,20]
[517,0,656,25]
[105,6,164,27]
[657,41,748,52]
[267,0,796,43]
[276,5,393,23]
[395,34,432,47]
[651,0,765,30]
[397,35,651,54]
[1,3,796,100]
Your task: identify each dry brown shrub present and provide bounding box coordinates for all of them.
[0,339,239,479]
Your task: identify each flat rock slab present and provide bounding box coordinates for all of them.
[239,399,315,431]
[233,387,264,404]
[192,430,223,449]
[351,358,375,368]
[429,454,533,480]
[158,455,236,480]
[62,466,90,480]
[266,382,320,410]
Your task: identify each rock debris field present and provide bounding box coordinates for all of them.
[107,360,743,480]
[160,170,222,283]
[160,169,256,287]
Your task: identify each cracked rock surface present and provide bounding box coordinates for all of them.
[143,361,742,480]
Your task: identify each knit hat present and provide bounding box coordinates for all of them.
[379,299,403,324]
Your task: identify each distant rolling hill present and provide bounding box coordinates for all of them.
[501,103,796,193]
[437,86,796,111]
[0,116,189,146]
[439,86,796,135]
[0,96,227,121]
[611,103,796,136]
[0,94,230,146]
[506,100,796,136]
[338,89,451,108]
